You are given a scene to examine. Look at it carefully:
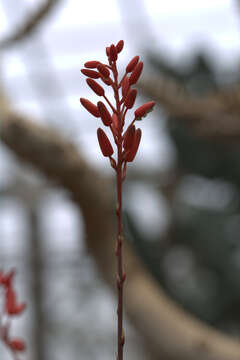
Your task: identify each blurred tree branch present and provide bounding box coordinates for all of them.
[1,1,240,357]
[1,100,240,359]
[139,72,240,143]
[0,0,61,50]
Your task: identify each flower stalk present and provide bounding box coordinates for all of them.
[80,40,155,359]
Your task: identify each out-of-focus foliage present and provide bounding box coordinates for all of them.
[126,49,240,335]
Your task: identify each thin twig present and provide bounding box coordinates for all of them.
[139,72,240,142]
[0,0,61,49]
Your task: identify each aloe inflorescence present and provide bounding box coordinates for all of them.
[80,40,155,360]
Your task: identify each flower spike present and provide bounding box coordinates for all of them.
[80,41,155,360]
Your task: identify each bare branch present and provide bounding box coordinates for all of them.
[0,0,61,49]
[139,72,240,143]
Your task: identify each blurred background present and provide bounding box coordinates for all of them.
[1,0,240,359]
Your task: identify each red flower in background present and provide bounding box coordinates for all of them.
[0,269,26,357]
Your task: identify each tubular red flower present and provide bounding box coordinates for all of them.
[121,76,130,98]
[80,98,100,118]
[116,40,124,53]
[126,128,142,162]
[97,101,112,126]
[9,339,26,352]
[5,287,26,315]
[84,60,99,68]
[124,89,137,109]
[5,287,16,314]
[97,64,110,78]
[86,78,105,96]
[135,101,155,120]
[106,47,110,56]
[126,56,139,73]
[1,270,15,288]
[123,125,135,150]
[129,61,143,85]
[12,303,26,315]
[81,69,100,79]
[109,44,118,62]
[100,76,112,85]
[97,128,114,157]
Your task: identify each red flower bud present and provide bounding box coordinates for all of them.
[81,69,100,79]
[97,128,114,157]
[123,125,135,150]
[126,128,142,162]
[124,89,137,109]
[106,47,110,56]
[12,303,26,315]
[86,78,105,96]
[135,101,155,120]
[112,114,118,134]
[126,56,139,73]
[5,287,26,315]
[5,287,16,314]
[121,76,130,98]
[80,98,100,118]
[9,339,26,352]
[109,44,118,62]
[116,40,124,53]
[97,101,112,126]
[1,270,15,288]
[129,61,143,85]
[100,76,112,85]
[97,63,110,78]
[84,61,99,68]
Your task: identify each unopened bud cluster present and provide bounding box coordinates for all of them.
[80,40,155,176]
[0,269,26,356]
